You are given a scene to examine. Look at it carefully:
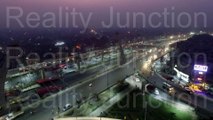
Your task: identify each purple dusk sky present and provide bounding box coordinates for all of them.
[0,0,212,29]
[1,0,211,11]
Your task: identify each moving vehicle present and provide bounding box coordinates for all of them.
[36,86,63,97]
[36,77,60,86]
[62,104,72,111]
[145,84,159,95]
[184,87,193,94]
[162,74,174,82]
[5,111,24,120]
[206,88,213,96]
[162,82,175,94]
[62,64,78,75]
[5,90,21,97]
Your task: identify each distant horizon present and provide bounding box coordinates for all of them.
[0,0,213,30]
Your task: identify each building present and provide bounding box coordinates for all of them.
[0,49,7,112]
[175,34,213,84]
[193,64,208,83]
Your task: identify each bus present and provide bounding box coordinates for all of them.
[36,86,63,97]
[36,77,64,97]
[36,77,60,86]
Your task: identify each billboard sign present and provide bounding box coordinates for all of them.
[194,65,208,72]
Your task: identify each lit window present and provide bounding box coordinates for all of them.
[199,72,203,75]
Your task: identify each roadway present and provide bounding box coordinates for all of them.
[14,36,184,120]
[15,45,162,120]
[17,53,131,101]
[16,55,138,120]
[148,71,213,116]
[5,50,127,92]
[147,54,213,118]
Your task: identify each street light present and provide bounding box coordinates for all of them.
[143,62,149,70]
[153,55,157,60]
[165,47,169,52]
[190,32,195,35]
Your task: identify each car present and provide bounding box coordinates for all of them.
[145,84,159,95]
[154,89,160,95]
[5,90,21,97]
[62,104,72,111]
[62,65,78,75]
[89,83,93,87]
[184,87,193,94]
[162,82,175,94]
[162,75,174,82]
[36,86,63,97]
[6,113,14,120]
[206,89,213,96]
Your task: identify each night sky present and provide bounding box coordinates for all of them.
[0,0,212,29]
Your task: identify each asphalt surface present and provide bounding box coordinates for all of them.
[148,70,213,116]
[14,38,187,120]
[16,56,137,120]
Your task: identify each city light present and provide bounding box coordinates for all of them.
[199,72,203,75]
[66,58,70,62]
[189,84,203,92]
[190,32,195,35]
[1,1,212,119]
[55,41,65,46]
[197,78,203,81]
[76,45,81,49]
[164,47,169,52]
[153,54,157,59]
[143,62,150,70]
[178,35,181,38]
[194,64,208,72]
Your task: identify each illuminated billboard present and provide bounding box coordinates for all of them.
[194,65,208,72]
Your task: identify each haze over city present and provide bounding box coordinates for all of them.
[0,0,213,120]
[0,0,213,29]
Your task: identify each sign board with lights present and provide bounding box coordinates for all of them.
[194,65,208,72]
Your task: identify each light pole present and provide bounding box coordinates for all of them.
[144,101,148,120]
[106,66,109,89]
